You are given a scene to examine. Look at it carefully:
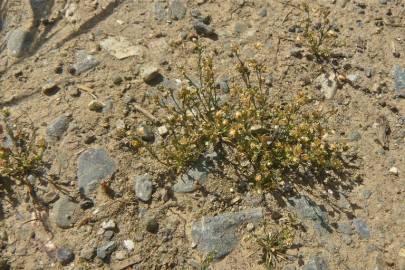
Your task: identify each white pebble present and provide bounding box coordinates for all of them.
[389,167,399,176]
[123,240,135,252]
[101,219,116,230]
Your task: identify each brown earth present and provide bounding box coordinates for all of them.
[0,0,404,269]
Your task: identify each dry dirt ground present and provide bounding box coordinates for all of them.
[0,0,404,269]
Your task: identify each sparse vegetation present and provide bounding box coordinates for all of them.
[0,110,60,215]
[135,44,346,192]
[253,226,295,270]
[290,2,338,61]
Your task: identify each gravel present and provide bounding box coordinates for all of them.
[134,174,153,202]
[56,247,74,265]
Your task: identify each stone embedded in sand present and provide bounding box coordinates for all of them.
[77,148,116,194]
[7,28,29,58]
[71,50,100,75]
[100,37,144,60]
[191,208,263,259]
[134,174,153,202]
[393,65,405,97]
[96,241,117,260]
[303,256,328,270]
[169,0,187,20]
[353,218,370,239]
[46,115,70,140]
[56,247,74,265]
[316,73,337,99]
[140,65,161,83]
[53,196,81,229]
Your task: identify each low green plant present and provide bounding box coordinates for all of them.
[253,226,294,270]
[135,44,345,192]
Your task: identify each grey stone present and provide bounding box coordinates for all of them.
[169,0,186,20]
[191,208,263,259]
[348,131,361,142]
[154,1,167,21]
[134,174,153,202]
[258,8,267,17]
[353,218,370,239]
[46,115,70,140]
[7,28,29,57]
[53,196,81,229]
[56,247,74,265]
[191,9,211,24]
[77,148,116,194]
[173,152,218,193]
[234,22,249,34]
[337,193,351,210]
[393,65,405,97]
[362,190,372,199]
[104,230,114,241]
[96,241,117,260]
[303,256,328,270]
[287,196,329,226]
[193,20,215,37]
[71,50,100,75]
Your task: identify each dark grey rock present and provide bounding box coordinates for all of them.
[258,8,267,17]
[56,247,74,265]
[348,131,361,141]
[303,256,328,270]
[393,66,405,97]
[53,196,81,229]
[134,174,153,202]
[169,0,186,20]
[191,9,211,24]
[46,115,70,140]
[96,241,116,260]
[191,208,263,259]
[287,196,329,232]
[71,50,100,75]
[77,148,116,194]
[145,218,159,234]
[7,28,30,57]
[173,152,218,193]
[193,20,215,37]
[353,218,370,239]
[112,75,123,85]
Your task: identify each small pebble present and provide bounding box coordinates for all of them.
[56,247,75,265]
[389,167,399,176]
[145,218,159,234]
[246,223,255,232]
[88,100,104,111]
[157,125,169,136]
[123,240,135,252]
[140,65,160,83]
[101,220,116,230]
